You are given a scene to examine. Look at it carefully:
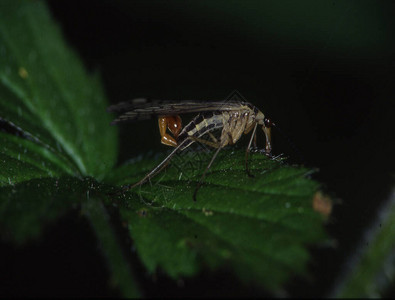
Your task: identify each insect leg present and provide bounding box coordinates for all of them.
[189,136,221,148]
[253,129,257,149]
[245,123,258,178]
[193,145,224,202]
[208,132,218,143]
[262,125,272,155]
[121,137,192,193]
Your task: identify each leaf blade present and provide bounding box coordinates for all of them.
[108,149,329,292]
[0,0,117,177]
[0,132,75,182]
[0,177,84,242]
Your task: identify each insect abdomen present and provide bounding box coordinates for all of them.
[178,111,225,149]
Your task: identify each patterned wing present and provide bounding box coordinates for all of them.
[107,98,245,124]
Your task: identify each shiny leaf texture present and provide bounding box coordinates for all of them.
[0,0,117,177]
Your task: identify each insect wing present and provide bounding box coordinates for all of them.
[108,99,244,124]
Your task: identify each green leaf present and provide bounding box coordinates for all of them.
[0,1,137,296]
[0,176,141,296]
[0,0,117,177]
[0,132,74,186]
[106,149,328,292]
[0,177,85,243]
[331,188,395,297]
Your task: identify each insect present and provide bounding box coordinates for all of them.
[107,99,274,201]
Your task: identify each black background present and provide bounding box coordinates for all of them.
[2,0,395,297]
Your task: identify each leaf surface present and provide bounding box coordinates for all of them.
[106,149,328,291]
[0,0,117,177]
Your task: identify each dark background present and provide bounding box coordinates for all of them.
[2,0,395,297]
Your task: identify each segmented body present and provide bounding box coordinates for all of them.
[178,108,257,150]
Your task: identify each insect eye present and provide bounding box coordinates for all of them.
[264,118,274,128]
